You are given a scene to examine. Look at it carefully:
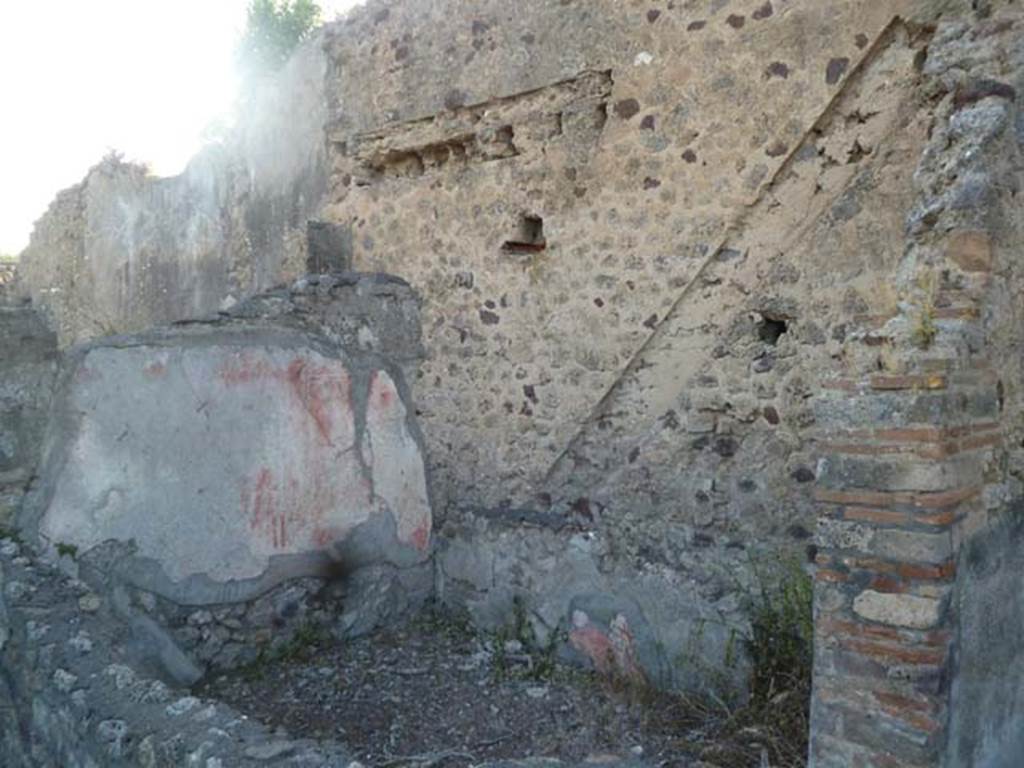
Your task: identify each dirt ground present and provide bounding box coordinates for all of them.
[198,608,806,768]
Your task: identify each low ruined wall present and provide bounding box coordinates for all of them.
[0,275,444,767]
[19,273,432,613]
[0,537,355,767]
[0,293,57,526]
[437,508,749,693]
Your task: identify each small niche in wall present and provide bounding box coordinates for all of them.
[757,313,789,346]
[502,214,546,254]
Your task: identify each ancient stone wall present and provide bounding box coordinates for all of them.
[322,0,951,696]
[324,0,945,532]
[0,537,356,767]
[15,37,330,348]
[0,289,58,527]
[9,1,1024,763]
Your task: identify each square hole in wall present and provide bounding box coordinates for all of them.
[502,214,546,254]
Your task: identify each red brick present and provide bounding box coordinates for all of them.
[877,701,944,734]
[874,690,939,715]
[824,442,900,456]
[817,618,907,644]
[911,486,981,509]
[873,428,940,441]
[816,489,905,507]
[932,306,980,320]
[844,507,909,525]
[869,374,947,391]
[821,620,953,653]
[842,638,947,666]
[868,575,906,593]
[823,378,858,391]
[900,560,956,581]
[961,433,1002,451]
[847,557,955,583]
[971,421,1000,434]
[914,509,960,527]
[815,486,979,510]
[824,441,957,459]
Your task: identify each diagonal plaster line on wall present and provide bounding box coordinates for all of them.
[540,16,913,492]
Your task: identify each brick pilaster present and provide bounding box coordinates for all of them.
[809,369,998,767]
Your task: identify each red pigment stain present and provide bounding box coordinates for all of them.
[313,527,339,547]
[570,624,617,675]
[219,353,352,447]
[75,365,101,383]
[368,370,396,412]
[609,615,645,682]
[227,353,398,555]
[569,613,645,682]
[250,468,275,531]
[247,468,291,549]
[410,521,431,552]
[218,353,277,386]
[143,361,166,379]
[287,358,353,445]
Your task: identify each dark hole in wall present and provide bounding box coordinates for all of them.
[502,214,546,254]
[758,315,789,346]
[306,220,353,273]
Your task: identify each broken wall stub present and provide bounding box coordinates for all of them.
[18,274,432,629]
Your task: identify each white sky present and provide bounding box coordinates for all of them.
[0,0,362,255]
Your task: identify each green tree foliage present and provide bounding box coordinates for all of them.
[237,0,321,77]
